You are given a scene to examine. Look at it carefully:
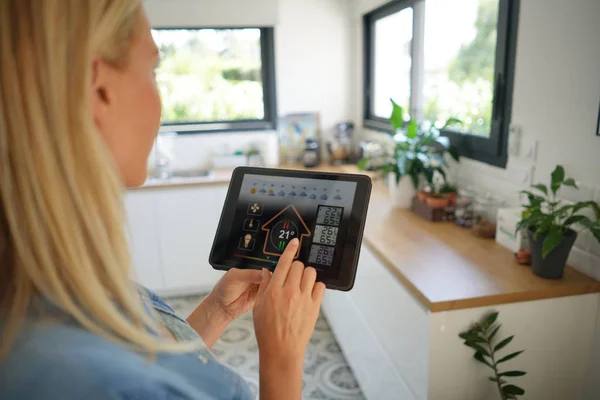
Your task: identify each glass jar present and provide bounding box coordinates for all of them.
[472,194,502,239]
[454,188,476,228]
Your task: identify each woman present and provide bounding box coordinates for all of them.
[0,1,325,399]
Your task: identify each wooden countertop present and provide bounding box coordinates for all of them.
[133,163,600,312]
[285,164,600,312]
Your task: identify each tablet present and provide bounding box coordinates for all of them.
[209,167,372,291]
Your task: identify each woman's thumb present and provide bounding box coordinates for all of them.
[227,268,263,284]
[256,268,272,298]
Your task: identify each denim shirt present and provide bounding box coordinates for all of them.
[0,289,253,400]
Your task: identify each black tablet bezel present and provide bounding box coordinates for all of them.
[209,167,372,291]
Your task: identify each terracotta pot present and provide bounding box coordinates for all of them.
[417,191,430,202]
[426,196,450,209]
[447,192,458,206]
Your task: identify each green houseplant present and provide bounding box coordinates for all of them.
[517,165,600,279]
[358,99,461,208]
[459,311,526,400]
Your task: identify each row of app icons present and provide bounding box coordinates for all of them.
[250,188,342,201]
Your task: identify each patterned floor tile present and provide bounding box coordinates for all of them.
[166,294,365,400]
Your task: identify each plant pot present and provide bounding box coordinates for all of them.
[426,196,450,209]
[528,229,577,279]
[388,173,416,208]
[417,191,430,203]
[447,192,458,206]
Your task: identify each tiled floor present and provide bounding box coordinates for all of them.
[166,294,365,400]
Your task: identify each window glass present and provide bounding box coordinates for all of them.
[422,0,499,136]
[152,28,265,124]
[372,7,414,119]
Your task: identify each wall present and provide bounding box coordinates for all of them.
[143,0,353,168]
[144,0,280,27]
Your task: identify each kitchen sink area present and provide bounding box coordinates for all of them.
[145,168,216,186]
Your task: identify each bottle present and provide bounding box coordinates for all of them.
[302,138,321,168]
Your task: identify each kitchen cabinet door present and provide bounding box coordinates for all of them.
[155,186,227,293]
[124,191,164,291]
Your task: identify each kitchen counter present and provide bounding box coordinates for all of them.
[132,163,600,312]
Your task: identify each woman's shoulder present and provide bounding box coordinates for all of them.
[0,321,243,399]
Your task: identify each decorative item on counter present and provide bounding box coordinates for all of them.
[411,197,455,222]
[438,182,458,206]
[472,194,502,239]
[459,311,527,400]
[326,122,354,165]
[245,145,262,167]
[454,188,476,228]
[357,99,461,208]
[496,208,528,253]
[417,187,432,203]
[514,248,532,266]
[426,193,450,209]
[355,141,387,170]
[517,165,600,279]
[302,138,321,168]
[278,112,320,164]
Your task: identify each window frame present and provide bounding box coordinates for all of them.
[153,26,277,135]
[363,0,520,168]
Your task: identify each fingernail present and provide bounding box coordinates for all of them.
[290,238,299,247]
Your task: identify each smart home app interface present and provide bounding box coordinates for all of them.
[222,174,357,277]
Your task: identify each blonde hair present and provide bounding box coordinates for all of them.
[0,0,189,357]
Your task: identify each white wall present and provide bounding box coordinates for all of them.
[144,0,280,27]
[143,0,354,168]
[276,0,354,139]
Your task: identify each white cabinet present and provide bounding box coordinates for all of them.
[323,245,428,400]
[125,184,228,294]
[125,191,164,290]
[154,186,225,293]
[323,244,600,400]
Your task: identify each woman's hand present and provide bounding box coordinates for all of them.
[253,238,326,400]
[209,268,263,320]
[186,268,262,348]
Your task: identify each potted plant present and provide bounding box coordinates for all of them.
[358,99,461,208]
[517,165,600,279]
[439,182,458,205]
[459,311,526,400]
[426,193,450,209]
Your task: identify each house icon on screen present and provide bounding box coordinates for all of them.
[262,204,311,258]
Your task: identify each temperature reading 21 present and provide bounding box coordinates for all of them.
[279,230,296,239]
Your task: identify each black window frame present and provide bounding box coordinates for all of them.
[363,0,520,168]
[152,26,277,135]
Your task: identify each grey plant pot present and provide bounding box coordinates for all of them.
[528,229,577,279]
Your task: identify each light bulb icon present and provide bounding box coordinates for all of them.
[244,234,252,248]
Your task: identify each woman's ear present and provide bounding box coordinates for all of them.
[91,57,114,129]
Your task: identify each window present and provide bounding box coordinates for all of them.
[152,28,277,133]
[364,0,519,167]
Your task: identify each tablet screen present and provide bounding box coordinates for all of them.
[219,173,358,278]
